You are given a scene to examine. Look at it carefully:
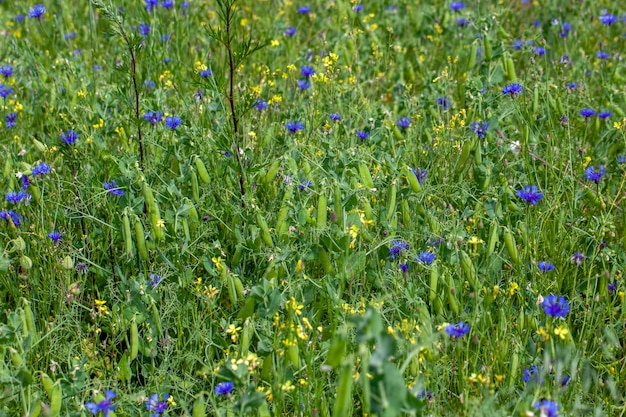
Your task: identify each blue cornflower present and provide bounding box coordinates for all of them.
[255,100,268,110]
[416,251,436,265]
[512,39,524,50]
[538,261,554,272]
[0,65,13,78]
[533,399,559,417]
[297,6,310,13]
[5,112,17,128]
[21,175,29,190]
[522,365,542,384]
[329,113,341,121]
[570,252,585,265]
[608,282,617,293]
[165,116,182,130]
[162,57,171,65]
[28,4,46,19]
[542,294,570,318]
[286,120,304,133]
[516,185,543,205]
[449,1,465,11]
[534,46,546,56]
[139,23,151,37]
[104,180,124,196]
[598,111,612,119]
[146,393,169,416]
[599,13,618,25]
[161,34,172,42]
[399,263,409,273]
[161,0,174,9]
[560,21,571,36]
[297,79,311,90]
[145,0,159,12]
[180,1,188,9]
[32,162,51,177]
[502,83,523,96]
[48,230,62,243]
[144,80,156,89]
[585,165,605,183]
[6,191,30,204]
[567,82,578,90]
[301,66,315,78]
[284,26,297,36]
[596,51,609,60]
[14,14,26,22]
[215,381,234,396]
[0,84,14,98]
[389,240,409,259]
[299,179,312,193]
[65,31,77,40]
[397,117,411,129]
[455,17,468,27]
[470,121,488,138]
[86,390,117,417]
[199,69,212,77]
[0,210,23,226]
[412,168,427,185]
[143,111,163,125]
[353,4,363,12]
[437,96,450,110]
[560,55,570,64]
[445,321,469,338]
[618,156,626,163]
[61,130,78,145]
[149,274,162,288]
[356,130,369,140]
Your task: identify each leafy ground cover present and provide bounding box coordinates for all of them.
[1,0,626,416]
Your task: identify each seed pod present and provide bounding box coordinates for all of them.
[287,344,299,369]
[555,96,564,116]
[142,182,156,211]
[503,228,519,265]
[61,256,74,270]
[150,209,165,241]
[405,166,421,193]
[483,32,492,61]
[49,384,62,417]
[261,353,273,381]
[333,184,343,226]
[191,169,200,204]
[240,318,252,354]
[188,201,199,224]
[182,218,190,241]
[29,400,41,417]
[474,141,483,166]
[256,212,274,248]
[151,302,162,337]
[385,183,397,222]
[3,159,11,178]
[41,373,54,397]
[363,198,373,222]
[28,184,41,205]
[233,276,244,298]
[318,247,333,274]
[33,139,47,153]
[460,250,477,291]
[467,42,478,70]
[264,160,281,185]
[317,193,327,229]
[22,298,36,337]
[134,217,149,261]
[123,209,133,259]
[486,221,499,258]
[455,140,473,174]
[401,200,410,226]
[506,56,516,81]
[508,349,519,389]
[194,157,210,184]
[20,255,32,270]
[392,126,404,141]
[428,262,438,303]
[446,275,460,315]
[358,163,375,189]
[332,357,354,417]
[129,319,139,362]
[192,394,206,417]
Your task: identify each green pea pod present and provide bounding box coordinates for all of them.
[287,344,299,369]
[455,140,473,174]
[240,318,252,354]
[142,182,156,212]
[151,302,162,337]
[402,200,410,226]
[150,208,165,241]
[317,193,327,229]
[191,169,200,204]
[332,357,354,417]
[192,394,206,417]
[446,275,459,315]
[130,319,139,362]
[22,298,36,337]
[333,184,343,225]
[123,209,133,259]
[194,157,210,184]
[264,160,281,185]
[503,228,519,265]
[405,166,421,192]
[256,212,274,248]
[363,198,373,222]
[41,373,54,397]
[483,32,492,61]
[460,250,477,291]
[506,56,516,81]
[318,247,333,274]
[49,384,62,417]
[392,125,404,141]
[428,262,438,303]
[385,183,397,222]
[467,42,478,70]
[358,163,375,189]
[486,221,499,258]
[135,217,149,261]
[508,349,519,389]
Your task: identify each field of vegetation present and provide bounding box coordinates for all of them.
[1,0,626,416]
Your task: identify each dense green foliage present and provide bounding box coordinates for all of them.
[1,0,626,416]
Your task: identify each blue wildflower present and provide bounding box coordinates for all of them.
[284,26,297,36]
[286,120,304,133]
[301,66,315,78]
[412,168,427,184]
[215,382,234,395]
[21,175,29,190]
[28,4,46,19]
[502,83,523,96]
[6,191,30,204]
[570,252,585,265]
[165,116,182,130]
[456,17,468,27]
[445,321,469,338]
[255,100,268,110]
[144,111,163,125]
[297,6,310,13]
[0,65,13,78]
[596,51,609,60]
[299,179,312,193]
[417,251,436,265]
[585,165,605,183]
[352,4,363,12]
[104,180,125,196]
[608,282,617,293]
[389,240,409,259]
[0,210,23,226]
[541,294,570,318]
[200,69,212,77]
[512,39,524,50]
[61,130,78,145]
[437,96,451,110]
[534,46,546,56]
[149,274,162,288]
[329,113,341,121]
[86,390,117,417]
[356,130,369,140]
[533,399,559,417]
[32,162,51,176]
[48,230,62,243]
[297,79,311,90]
[397,117,411,129]
[522,365,542,384]
[139,23,151,37]
[399,263,408,273]
[5,112,17,128]
[64,32,77,40]
[516,185,543,205]
[144,80,156,89]
[0,84,14,98]
[598,111,612,119]
[146,393,169,416]
[145,0,159,12]
[538,261,554,272]
[618,156,626,163]
[161,0,174,9]
[599,13,618,25]
[449,1,465,11]
[470,121,488,138]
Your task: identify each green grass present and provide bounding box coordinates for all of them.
[1,0,626,416]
